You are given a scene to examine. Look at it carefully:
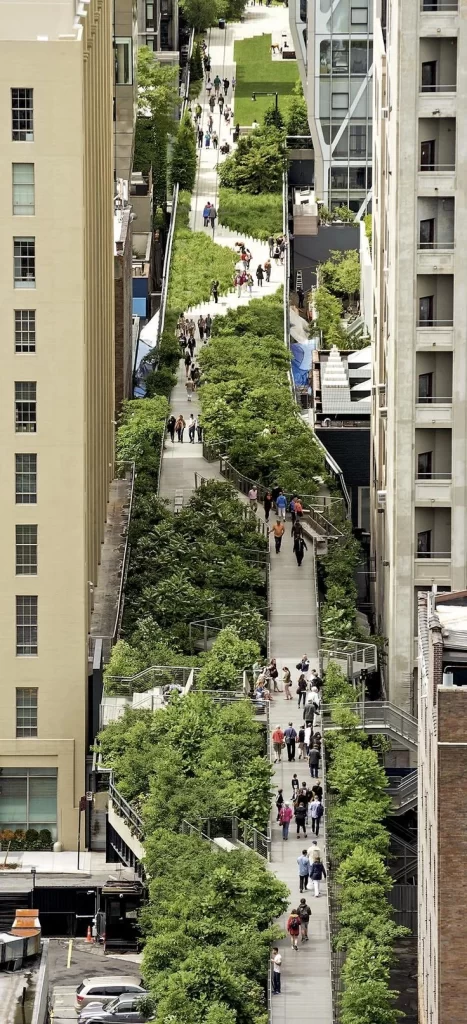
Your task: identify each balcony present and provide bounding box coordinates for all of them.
[415,474,452,504]
[414,553,451,582]
[417,243,454,273]
[415,396,452,426]
[416,323,453,349]
[420,1,458,37]
[418,118,456,192]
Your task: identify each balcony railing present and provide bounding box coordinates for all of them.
[420,84,457,93]
[418,162,455,172]
[420,0,458,9]
[415,549,451,559]
[416,394,452,403]
[417,240,455,249]
[415,471,452,479]
[416,319,453,328]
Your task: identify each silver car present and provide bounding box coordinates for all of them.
[78,994,149,1024]
[75,977,146,1011]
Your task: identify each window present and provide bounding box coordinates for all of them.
[358,487,370,531]
[0,768,57,838]
[146,2,154,27]
[14,237,35,288]
[11,88,34,141]
[115,38,133,84]
[332,40,349,71]
[419,296,434,326]
[13,164,35,214]
[16,525,38,574]
[418,372,433,401]
[16,595,38,655]
[332,92,349,110]
[351,41,372,74]
[349,125,367,156]
[417,530,432,558]
[417,452,433,478]
[351,5,368,24]
[15,310,36,352]
[15,381,36,432]
[16,688,38,737]
[15,454,37,504]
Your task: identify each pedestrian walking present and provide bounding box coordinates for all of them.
[287,910,301,951]
[256,264,264,287]
[279,801,293,840]
[186,378,194,402]
[208,114,214,132]
[269,519,285,554]
[284,722,297,762]
[209,94,216,112]
[209,205,217,230]
[297,850,310,890]
[167,414,176,443]
[272,725,284,763]
[205,131,211,148]
[308,839,321,863]
[268,234,275,257]
[291,773,299,801]
[213,74,221,94]
[264,489,273,522]
[211,279,219,302]
[308,746,320,779]
[212,130,218,149]
[293,533,308,567]
[223,76,230,93]
[198,316,205,341]
[205,314,212,338]
[273,244,281,265]
[311,668,323,690]
[188,414,196,442]
[297,285,305,309]
[304,723,312,754]
[232,122,240,143]
[297,655,310,674]
[298,898,311,941]
[218,94,224,113]
[298,724,306,760]
[184,347,192,377]
[248,484,258,510]
[310,684,321,712]
[246,273,254,295]
[275,788,284,821]
[310,796,324,836]
[311,780,323,801]
[203,202,211,226]
[295,805,307,840]
[175,415,185,442]
[282,666,292,700]
[264,259,272,282]
[271,948,282,994]
[304,698,315,727]
[309,856,326,897]
[297,673,308,708]
[196,420,203,443]
[232,74,236,89]
[198,127,204,148]
[206,78,213,95]
[276,490,287,519]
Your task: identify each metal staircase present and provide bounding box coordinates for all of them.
[321,700,418,751]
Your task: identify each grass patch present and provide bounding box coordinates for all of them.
[167,190,236,311]
[233,33,298,125]
[218,188,283,240]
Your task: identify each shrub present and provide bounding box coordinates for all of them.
[218,188,283,241]
[219,127,285,194]
[170,112,197,192]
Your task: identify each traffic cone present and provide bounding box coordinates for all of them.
[86,925,92,943]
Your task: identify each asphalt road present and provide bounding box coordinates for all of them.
[48,938,142,988]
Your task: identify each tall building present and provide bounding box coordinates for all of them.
[290,0,373,213]
[0,0,115,848]
[137,0,179,54]
[371,0,460,710]
[418,588,467,1024]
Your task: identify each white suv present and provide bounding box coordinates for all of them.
[75,977,146,1011]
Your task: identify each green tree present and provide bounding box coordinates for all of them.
[170,111,197,191]
[285,94,310,148]
[313,285,344,343]
[219,127,285,194]
[180,0,220,30]
[190,41,204,82]
[263,104,285,132]
[136,48,180,207]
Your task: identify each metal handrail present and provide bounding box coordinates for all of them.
[418,164,455,171]
[109,777,144,841]
[416,395,452,403]
[155,182,180,351]
[105,664,200,696]
[417,319,453,327]
[387,770,418,808]
[321,700,418,748]
[417,240,455,248]
[420,84,457,93]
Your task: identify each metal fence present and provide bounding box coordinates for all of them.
[105,664,199,697]
[109,777,144,841]
[182,815,271,861]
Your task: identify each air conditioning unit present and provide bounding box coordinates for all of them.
[377,490,387,511]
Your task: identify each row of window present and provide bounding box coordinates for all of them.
[0,768,57,839]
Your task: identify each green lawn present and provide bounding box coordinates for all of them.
[233,34,299,126]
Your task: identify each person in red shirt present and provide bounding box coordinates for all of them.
[287,909,301,950]
[279,801,293,840]
[272,725,284,763]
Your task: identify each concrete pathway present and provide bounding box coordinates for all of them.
[159,7,333,1020]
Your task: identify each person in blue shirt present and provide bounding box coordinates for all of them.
[276,490,287,520]
[297,850,310,892]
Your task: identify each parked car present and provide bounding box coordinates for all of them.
[78,995,150,1023]
[75,977,146,1011]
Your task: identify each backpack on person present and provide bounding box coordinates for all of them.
[298,903,310,922]
[287,914,300,935]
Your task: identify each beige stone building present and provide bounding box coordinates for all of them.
[418,588,467,1024]
[0,0,115,849]
[371,0,462,711]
